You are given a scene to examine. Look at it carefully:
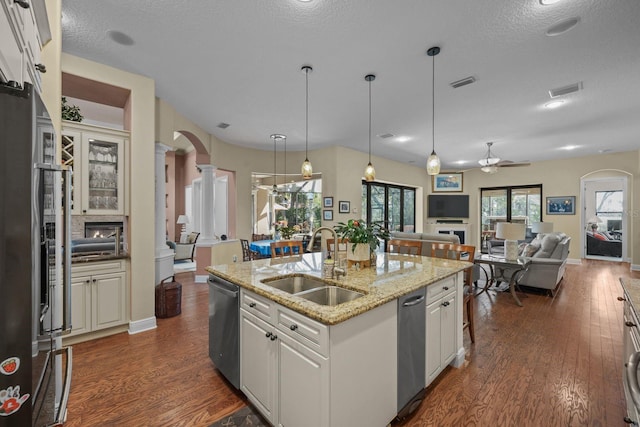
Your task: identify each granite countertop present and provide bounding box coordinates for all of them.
[206,252,470,325]
[71,252,130,263]
[621,278,640,319]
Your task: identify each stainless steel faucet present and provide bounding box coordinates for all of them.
[307,226,346,279]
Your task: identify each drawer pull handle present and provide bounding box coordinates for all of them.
[270,334,277,341]
[626,321,637,328]
[14,0,29,9]
[35,63,46,73]
[619,296,627,301]
[442,301,450,307]
[249,302,256,308]
[443,286,449,290]
[265,332,272,338]
[290,324,298,331]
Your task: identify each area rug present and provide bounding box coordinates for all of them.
[209,405,267,427]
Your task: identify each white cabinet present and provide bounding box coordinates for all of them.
[68,259,128,338]
[62,122,128,215]
[425,275,458,385]
[1,0,50,92]
[240,289,396,427]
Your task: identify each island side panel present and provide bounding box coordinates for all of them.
[453,271,465,367]
[329,300,398,426]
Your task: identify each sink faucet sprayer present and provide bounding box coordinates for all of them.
[307,227,346,280]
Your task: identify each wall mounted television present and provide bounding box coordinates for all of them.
[428,194,469,218]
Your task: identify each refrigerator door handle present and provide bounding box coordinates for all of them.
[50,346,73,427]
[61,167,72,334]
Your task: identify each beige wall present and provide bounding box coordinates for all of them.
[62,53,156,324]
[40,0,61,148]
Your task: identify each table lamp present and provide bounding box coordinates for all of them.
[176,215,189,234]
[531,222,553,235]
[587,215,603,232]
[495,222,526,261]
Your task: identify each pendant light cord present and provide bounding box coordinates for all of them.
[368,77,372,163]
[432,53,435,154]
[305,68,309,159]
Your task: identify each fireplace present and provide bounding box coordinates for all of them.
[85,221,123,238]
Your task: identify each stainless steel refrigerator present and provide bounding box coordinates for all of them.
[0,82,72,426]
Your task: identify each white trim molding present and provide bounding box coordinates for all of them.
[128,317,157,335]
[631,264,640,272]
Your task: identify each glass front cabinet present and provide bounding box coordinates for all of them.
[62,121,128,215]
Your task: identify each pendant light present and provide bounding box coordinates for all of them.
[364,74,376,181]
[426,46,441,175]
[300,65,313,179]
[282,134,290,208]
[270,134,278,195]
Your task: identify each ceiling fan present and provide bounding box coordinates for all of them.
[476,142,530,174]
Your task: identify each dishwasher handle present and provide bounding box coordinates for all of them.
[212,283,238,298]
[626,351,640,411]
[402,295,425,307]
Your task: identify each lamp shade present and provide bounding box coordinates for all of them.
[531,222,553,234]
[588,215,603,224]
[176,215,189,225]
[495,222,525,241]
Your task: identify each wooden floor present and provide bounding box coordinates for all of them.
[65,260,639,427]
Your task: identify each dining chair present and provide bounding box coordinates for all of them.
[270,240,304,258]
[429,242,476,343]
[387,238,422,256]
[240,239,260,261]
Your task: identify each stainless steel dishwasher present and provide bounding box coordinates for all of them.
[209,274,240,389]
[397,287,426,419]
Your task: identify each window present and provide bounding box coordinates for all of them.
[362,181,416,233]
[480,185,542,248]
[595,190,623,231]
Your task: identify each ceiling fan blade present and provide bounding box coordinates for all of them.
[499,162,530,168]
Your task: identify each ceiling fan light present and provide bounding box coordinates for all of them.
[481,165,499,174]
[301,158,313,179]
[478,156,500,167]
[426,151,441,175]
[364,162,376,181]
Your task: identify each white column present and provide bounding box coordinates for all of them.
[155,143,174,284]
[197,164,217,244]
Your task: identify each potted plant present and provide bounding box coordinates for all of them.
[61,97,83,122]
[334,219,390,261]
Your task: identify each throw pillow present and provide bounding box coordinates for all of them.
[522,243,541,257]
[518,242,528,255]
[592,232,607,241]
[535,233,561,258]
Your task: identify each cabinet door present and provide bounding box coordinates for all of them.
[426,301,442,384]
[92,272,126,330]
[68,276,91,337]
[61,129,81,215]
[440,293,457,365]
[81,132,125,215]
[0,2,23,84]
[278,333,329,427]
[240,310,277,425]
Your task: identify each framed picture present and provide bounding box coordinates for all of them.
[323,196,333,208]
[432,173,463,192]
[339,200,350,213]
[323,210,333,221]
[546,196,576,215]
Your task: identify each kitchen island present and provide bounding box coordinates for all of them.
[206,252,470,427]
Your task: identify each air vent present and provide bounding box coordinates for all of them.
[217,122,230,129]
[378,133,395,139]
[450,76,476,89]
[549,82,583,98]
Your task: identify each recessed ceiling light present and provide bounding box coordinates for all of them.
[453,160,468,165]
[107,30,135,46]
[540,0,561,5]
[545,100,565,109]
[560,145,579,150]
[546,17,580,36]
[395,136,411,143]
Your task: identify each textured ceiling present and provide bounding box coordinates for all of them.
[61,0,640,170]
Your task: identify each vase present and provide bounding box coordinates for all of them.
[347,243,371,262]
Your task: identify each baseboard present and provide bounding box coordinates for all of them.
[195,274,208,283]
[567,258,582,265]
[631,264,640,272]
[128,316,157,335]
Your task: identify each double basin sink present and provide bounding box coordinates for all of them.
[261,275,363,306]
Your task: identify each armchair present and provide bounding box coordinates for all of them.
[167,232,200,262]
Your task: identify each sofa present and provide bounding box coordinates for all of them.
[390,231,482,282]
[586,231,622,257]
[487,232,571,295]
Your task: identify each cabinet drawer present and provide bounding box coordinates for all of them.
[276,305,328,357]
[72,259,126,276]
[241,290,274,324]
[426,275,457,304]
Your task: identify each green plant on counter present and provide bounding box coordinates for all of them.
[61,97,83,122]
[334,219,390,252]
